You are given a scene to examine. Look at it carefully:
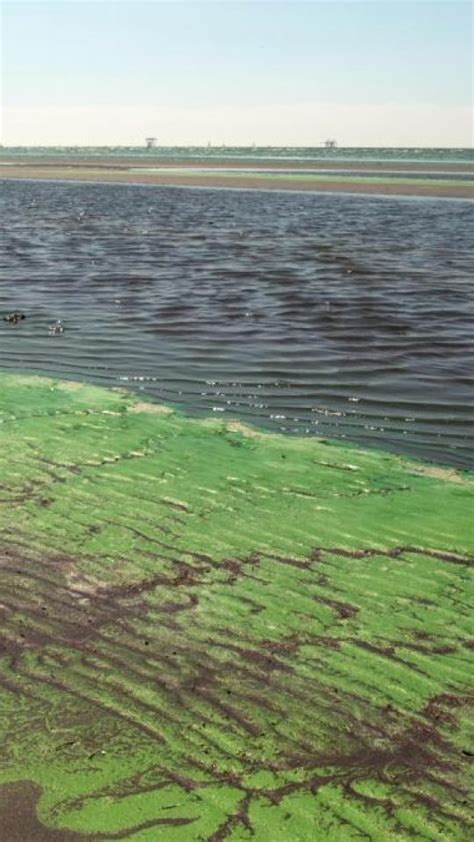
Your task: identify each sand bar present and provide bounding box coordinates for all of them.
[1,159,473,198]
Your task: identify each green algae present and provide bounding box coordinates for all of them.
[0,372,472,840]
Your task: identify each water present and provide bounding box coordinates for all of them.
[2,145,473,165]
[1,179,473,469]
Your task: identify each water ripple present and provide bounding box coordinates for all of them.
[0,180,473,468]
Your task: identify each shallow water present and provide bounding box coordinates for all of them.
[131,167,474,183]
[1,180,473,468]
[2,145,474,164]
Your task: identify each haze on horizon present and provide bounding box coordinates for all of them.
[1,0,472,148]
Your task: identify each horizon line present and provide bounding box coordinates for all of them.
[1,144,473,150]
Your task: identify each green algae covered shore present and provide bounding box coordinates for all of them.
[0,373,472,841]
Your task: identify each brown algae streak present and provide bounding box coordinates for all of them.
[0,373,473,840]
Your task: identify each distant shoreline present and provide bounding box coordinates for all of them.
[1,159,473,198]
[1,155,472,172]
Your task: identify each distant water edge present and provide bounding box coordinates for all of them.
[1,145,473,164]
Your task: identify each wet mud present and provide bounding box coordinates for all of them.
[0,782,86,841]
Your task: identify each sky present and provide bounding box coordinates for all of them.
[1,0,472,147]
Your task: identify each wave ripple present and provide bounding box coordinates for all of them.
[1,180,473,468]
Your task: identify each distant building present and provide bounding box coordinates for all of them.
[324,139,337,148]
[145,137,157,149]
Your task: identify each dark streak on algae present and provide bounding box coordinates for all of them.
[0,373,472,841]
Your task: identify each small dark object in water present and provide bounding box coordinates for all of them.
[3,312,25,324]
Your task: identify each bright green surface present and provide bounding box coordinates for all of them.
[0,373,472,840]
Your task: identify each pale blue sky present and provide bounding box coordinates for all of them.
[2,1,472,145]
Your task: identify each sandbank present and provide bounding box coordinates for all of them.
[1,160,473,198]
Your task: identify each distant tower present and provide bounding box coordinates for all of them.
[324,138,337,148]
[145,137,157,149]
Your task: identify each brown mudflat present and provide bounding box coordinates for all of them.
[0,782,87,841]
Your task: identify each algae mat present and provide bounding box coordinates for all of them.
[0,373,472,841]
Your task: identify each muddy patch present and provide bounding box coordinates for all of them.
[407,464,473,485]
[0,782,88,841]
[128,401,172,415]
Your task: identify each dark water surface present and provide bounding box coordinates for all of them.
[1,180,473,469]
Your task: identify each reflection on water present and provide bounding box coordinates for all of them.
[1,180,473,469]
